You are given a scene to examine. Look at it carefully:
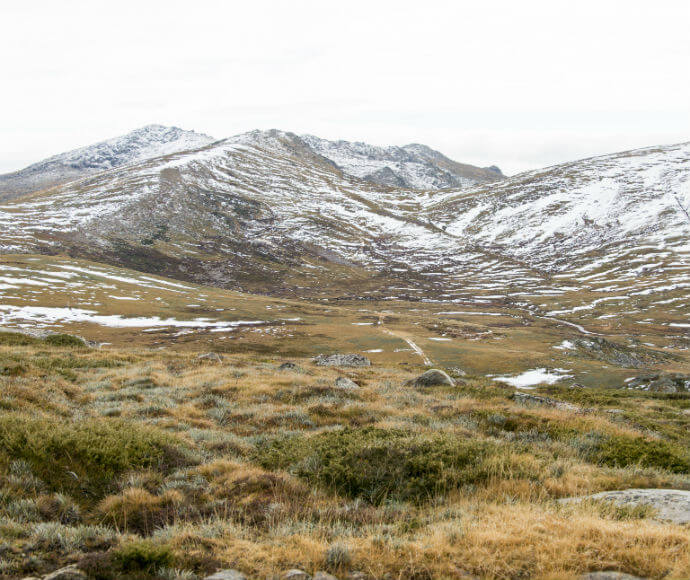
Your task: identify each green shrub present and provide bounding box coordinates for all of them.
[0,332,41,346]
[256,427,521,504]
[0,413,192,500]
[112,539,173,574]
[590,434,690,473]
[0,331,86,348]
[44,333,87,347]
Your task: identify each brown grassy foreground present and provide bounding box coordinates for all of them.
[0,335,688,579]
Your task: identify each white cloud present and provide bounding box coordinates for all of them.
[1,0,689,175]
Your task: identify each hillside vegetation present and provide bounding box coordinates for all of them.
[0,336,688,579]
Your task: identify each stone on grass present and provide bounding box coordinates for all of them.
[278,361,298,371]
[512,392,581,412]
[335,376,359,390]
[197,352,223,363]
[313,354,371,368]
[405,369,455,387]
[205,570,247,580]
[313,573,339,580]
[283,570,311,580]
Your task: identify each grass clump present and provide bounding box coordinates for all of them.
[593,499,658,521]
[256,427,529,504]
[0,413,192,500]
[97,488,183,535]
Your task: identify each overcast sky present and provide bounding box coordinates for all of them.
[2,0,689,175]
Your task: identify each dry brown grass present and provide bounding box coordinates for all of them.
[0,342,688,579]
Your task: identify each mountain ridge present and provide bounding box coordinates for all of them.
[0,131,688,344]
[300,133,503,189]
[0,125,505,202]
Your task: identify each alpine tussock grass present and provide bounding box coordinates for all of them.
[0,339,688,578]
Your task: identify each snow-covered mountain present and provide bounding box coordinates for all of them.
[0,125,215,201]
[0,129,688,334]
[300,134,503,189]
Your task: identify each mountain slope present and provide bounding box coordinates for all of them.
[428,141,690,298]
[0,124,215,201]
[0,132,688,339]
[300,134,503,189]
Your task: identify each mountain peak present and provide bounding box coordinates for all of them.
[0,125,215,201]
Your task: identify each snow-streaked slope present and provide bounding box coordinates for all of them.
[0,129,528,295]
[0,132,688,336]
[427,142,690,297]
[300,134,503,190]
[0,124,215,201]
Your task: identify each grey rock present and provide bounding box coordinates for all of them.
[574,337,666,369]
[512,392,581,412]
[278,361,298,371]
[335,376,359,390]
[560,489,690,524]
[363,166,407,188]
[43,566,87,580]
[205,571,247,580]
[405,369,455,387]
[197,352,223,363]
[313,573,339,580]
[283,570,311,580]
[647,377,677,393]
[345,574,369,580]
[627,372,690,392]
[313,354,371,368]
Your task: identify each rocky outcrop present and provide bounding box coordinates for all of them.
[313,354,371,368]
[573,337,671,369]
[626,372,690,393]
[363,166,408,188]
